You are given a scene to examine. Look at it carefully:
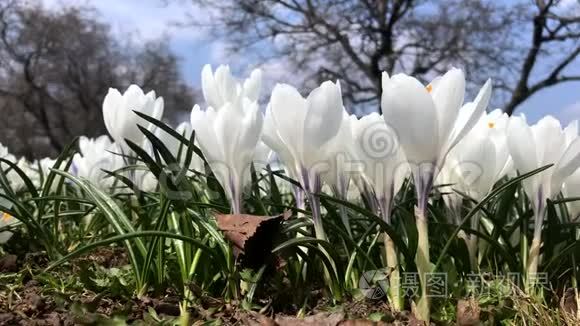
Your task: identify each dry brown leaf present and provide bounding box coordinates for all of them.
[457,298,480,326]
[215,210,291,269]
[275,312,345,326]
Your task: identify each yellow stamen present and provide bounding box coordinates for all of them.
[1,212,12,222]
[488,122,495,129]
[426,84,433,93]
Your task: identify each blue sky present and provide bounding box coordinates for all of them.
[42,0,580,124]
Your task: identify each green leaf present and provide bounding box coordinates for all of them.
[49,169,147,286]
[124,139,163,180]
[433,164,554,272]
[551,196,580,205]
[433,222,518,271]
[137,125,178,167]
[267,166,283,207]
[319,193,412,265]
[0,158,39,198]
[40,137,78,201]
[140,197,172,285]
[45,231,217,272]
[133,110,205,161]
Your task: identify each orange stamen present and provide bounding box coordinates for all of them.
[1,212,11,222]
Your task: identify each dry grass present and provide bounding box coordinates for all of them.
[504,287,580,326]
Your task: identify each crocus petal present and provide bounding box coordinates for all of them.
[191,105,221,164]
[201,64,220,109]
[533,116,565,167]
[563,169,580,220]
[431,68,465,146]
[215,65,238,105]
[243,68,262,101]
[262,105,299,179]
[443,79,492,159]
[381,71,390,91]
[382,74,439,165]
[507,115,537,174]
[269,84,307,163]
[303,80,343,165]
[102,88,123,141]
[507,115,540,199]
[564,120,579,146]
[551,137,580,196]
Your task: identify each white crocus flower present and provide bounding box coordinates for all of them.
[263,81,343,240]
[507,115,580,288]
[381,68,491,322]
[439,109,512,212]
[243,69,263,103]
[73,135,123,190]
[438,109,511,269]
[262,107,306,210]
[30,158,57,189]
[323,112,357,200]
[0,143,8,158]
[7,158,34,191]
[0,144,16,243]
[262,104,300,182]
[382,69,492,210]
[352,113,408,220]
[351,112,409,310]
[201,64,262,109]
[508,116,580,215]
[102,85,164,155]
[0,144,22,191]
[157,121,204,174]
[264,81,343,194]
[191,98,263,214]
[0,211,16,244]
[320,112,358,235]
[134,168,158,192]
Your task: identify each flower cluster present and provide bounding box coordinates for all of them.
[1,64,579,322]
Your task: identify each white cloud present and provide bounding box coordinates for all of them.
[35,0,307,93]
[38,0,207,42]
[208,41,235,64]
[36,0,236,87]
[554,0,580,17]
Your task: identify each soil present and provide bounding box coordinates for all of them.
[0,274,428,326]
[0,248,169,325]
[0,248,530,325]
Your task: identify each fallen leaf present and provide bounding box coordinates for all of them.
[215,211,291,269]
[457,298,480,326]
[275,312,344,326]
[0,254,17,272]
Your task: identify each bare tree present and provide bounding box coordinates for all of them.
[0,1,195,158]
[187,0,580,115]
[503,0,580,115]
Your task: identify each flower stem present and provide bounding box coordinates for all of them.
[415,204,431,322]
[308,190,343,300]
[335,181,352,236]
[466,213,480,272]
[379,197,402,311]
[526,204,545,292]
[308,191,327,241]
[230,180,242,214]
